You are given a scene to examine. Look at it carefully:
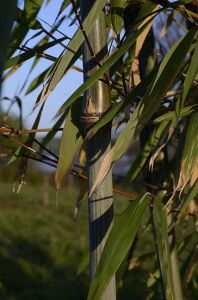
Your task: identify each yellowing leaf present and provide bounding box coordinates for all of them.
[91,27,197,195]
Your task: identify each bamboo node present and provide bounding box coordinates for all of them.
[81,114,102,129]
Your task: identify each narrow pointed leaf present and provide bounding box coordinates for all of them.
[175,111,198,193]
[117,28,197,154]
[0,0,17,82]
[176,33,198,115]
[137,27,197,128]
[91,27,197,195]
[111,0,124,35]
[87,193,148,300]
[26,67,51,95]
[55,98,84,191]
[16,7,42,29]
[153,105,198,123]
[153,200,174,300]
[38,0,107,104]
[7,0,44,58]
[179,179,198,216]
[41,112,67,146]
[4,37,66,70]
[55,0,70,22]
[87,66,157,138]
[125,121,169,183]
[57,18,154,115]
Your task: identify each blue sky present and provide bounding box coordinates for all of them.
[2,0,83,131]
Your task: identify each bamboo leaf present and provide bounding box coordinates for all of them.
[38,0,108,104]
[41,111,67,146]
[87,193,148,300]
[153,105,198,123]
[153,200,174,300]
[111,0,124,35]
[125,121,169,183]
[87,66,157,138]
[179,179,198,216]
[16,7,42,30]
[20,16,68,94]
[57,18,154,116]
[55,0,70,22]
[4,37,67,70]
[0,1,17,82]
[90,27,197,196]
[24,0,44,17]
[137,27,197,127]
[7,0,44,58]
[175,111,198,194]
[77,251,89,276]
[176,33,198,115]
[7,24,29,59]
[26,67,51,95]
[117,28,197,153]
[55,98,84,191]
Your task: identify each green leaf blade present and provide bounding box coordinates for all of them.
[153,200,174,300]
[57,18,154,115]
[87,193,148,300]
[55,98,83,191]
[38,0,107,104]
[111,0,124,35]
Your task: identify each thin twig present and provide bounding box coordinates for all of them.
[17,45,83,72]
[33,138,59,160]
[1,135,37,153]
[0,126,63,135]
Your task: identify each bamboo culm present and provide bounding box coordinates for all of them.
[79,1,116,299]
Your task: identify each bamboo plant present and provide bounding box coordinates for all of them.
[0,1,198,299]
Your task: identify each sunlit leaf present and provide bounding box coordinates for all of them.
[38,0,108,104]
[90,27,197,196]
[87,66,157,138]
[87,193,148,300]
[179,179,198,216]
[57,18,155,116]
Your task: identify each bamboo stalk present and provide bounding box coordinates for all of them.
[79,1,116,298]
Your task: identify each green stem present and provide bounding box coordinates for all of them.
[79,1,116,299]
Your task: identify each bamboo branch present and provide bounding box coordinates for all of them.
[0,126,63,135]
